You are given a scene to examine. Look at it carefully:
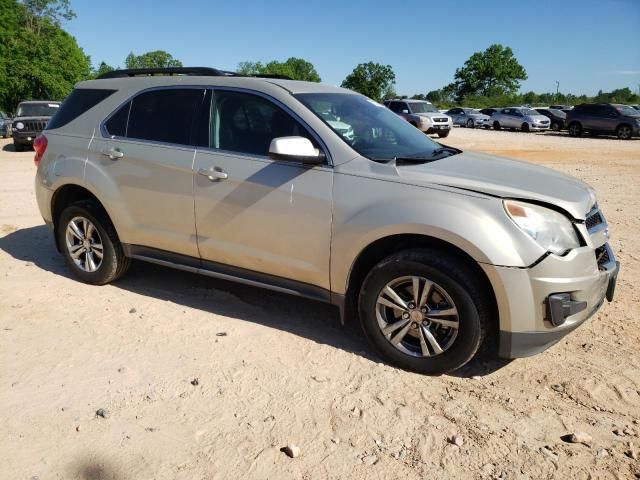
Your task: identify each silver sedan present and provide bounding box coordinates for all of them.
[491,107,550,132]
[445,108,491,128]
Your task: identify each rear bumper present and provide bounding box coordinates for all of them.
[481,244,619,359]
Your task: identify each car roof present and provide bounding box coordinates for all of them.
[19,100,61,104]
[78,75,353,95]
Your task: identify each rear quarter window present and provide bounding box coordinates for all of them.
[47,89,116,129]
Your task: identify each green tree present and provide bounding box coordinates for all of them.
[341,62,396,102]
[125,50,183,69]
[236,57,321,81]
[451,44,527,100]
[90,61,115,79]
[21,0,75,32]
[0,0,89,112]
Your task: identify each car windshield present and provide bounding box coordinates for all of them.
[548,109,566,118]
[408,102,439,113]
[520,108,538,116]
[319,110,340,122]
[16,103,60,117]
[615,105,640,116]
[296,93,444,161]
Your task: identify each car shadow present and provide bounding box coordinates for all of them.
[0,224,508,377]
[2,143,17,152]
[543,131,640,141]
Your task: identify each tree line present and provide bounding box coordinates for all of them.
[1,0,638,114]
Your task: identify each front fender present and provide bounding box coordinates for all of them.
[330,170,545,295]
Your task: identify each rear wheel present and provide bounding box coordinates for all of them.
[616,124,633,140]
[568,122,582,137]
[56,200,130,285]
[358,249,489,374]
[551,121,561,131]
[466,119,474,128]
[493,121,501,130]
[521,123,530,132]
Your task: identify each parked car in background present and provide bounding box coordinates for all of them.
[629,104,640,111]
[11,100,61,151]
[479,108,500,118]
[566,103,640,139]
[34,67,619,374]
[384,99,452,138]
[491,107,550,132]
[535,108,567,131]
[0,111,10,138]
[445,108,491,128]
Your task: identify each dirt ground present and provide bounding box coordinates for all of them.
[1,129,639,480]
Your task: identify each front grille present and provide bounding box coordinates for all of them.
[585,211,604,230]
[433,117,448,123]
[595,245,611,270]
[23,120,47,132]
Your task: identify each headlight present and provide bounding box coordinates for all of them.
[504,200,580,255]
[15,122,24,130]
[420,116,431,124]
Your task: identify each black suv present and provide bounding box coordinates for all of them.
[566,103,640,140]
[11,100,61,151]
[535,108,566,131]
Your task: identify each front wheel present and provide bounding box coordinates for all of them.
[568,122,582,137]
[358,249,489,374]
[466,119,474,128]
[438,130,450,138]
[551,121,561,131]
[616,124,633,140]
[521,123,530,132]
[57,200,130,285]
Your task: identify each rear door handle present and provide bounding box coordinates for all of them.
[100,147,124,160]
[198,167,228,181]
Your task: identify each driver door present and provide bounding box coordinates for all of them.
[192,89,333,292]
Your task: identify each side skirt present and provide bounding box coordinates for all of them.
[121,245,343,313]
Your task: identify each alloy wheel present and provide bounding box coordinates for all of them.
[65,216,104,272]
[375,275,459,357]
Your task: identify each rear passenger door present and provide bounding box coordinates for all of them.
[87,87,205,257]
[192,89,333,292]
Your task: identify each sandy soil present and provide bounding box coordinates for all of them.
[1,129,639,480]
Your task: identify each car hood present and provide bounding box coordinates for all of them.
[396,151,595,219]
[414,112,450,119]
[13,116,53,122]
[469,113,490,120]
[527,114,551,122]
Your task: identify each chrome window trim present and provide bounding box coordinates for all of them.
[99,84,333,167]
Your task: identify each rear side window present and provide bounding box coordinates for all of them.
[47,89,115,129]
[126,89,204,145]
[105,101,130,137]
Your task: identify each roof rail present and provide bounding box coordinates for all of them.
[96,67,233,79]
[96,67,293,81]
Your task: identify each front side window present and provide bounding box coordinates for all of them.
[211,90,314,156]
[296,93,443,161]
[125,89,204,145]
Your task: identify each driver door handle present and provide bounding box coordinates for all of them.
[198,167,228,181]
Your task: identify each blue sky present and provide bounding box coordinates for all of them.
[67,0,640,96]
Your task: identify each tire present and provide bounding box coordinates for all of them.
[568,122,582,137]
[56,200,130,285]
[466,119,474,128]
[438,130,450,138]
[551,121,561,131]
[521,123,530,132]
[358,249,489,374]
[616,124,633,140]
[493,121,501,130]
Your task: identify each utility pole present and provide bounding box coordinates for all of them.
[556,81,560,102]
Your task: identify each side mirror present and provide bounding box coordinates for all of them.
[269,137,324,165]
[401,109,409,114]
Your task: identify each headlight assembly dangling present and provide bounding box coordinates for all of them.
[503,199,580,255]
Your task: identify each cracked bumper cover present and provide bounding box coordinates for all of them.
[481,245,619,359]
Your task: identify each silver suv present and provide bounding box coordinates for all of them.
[384,99,453,138]
[34,67,619,374]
